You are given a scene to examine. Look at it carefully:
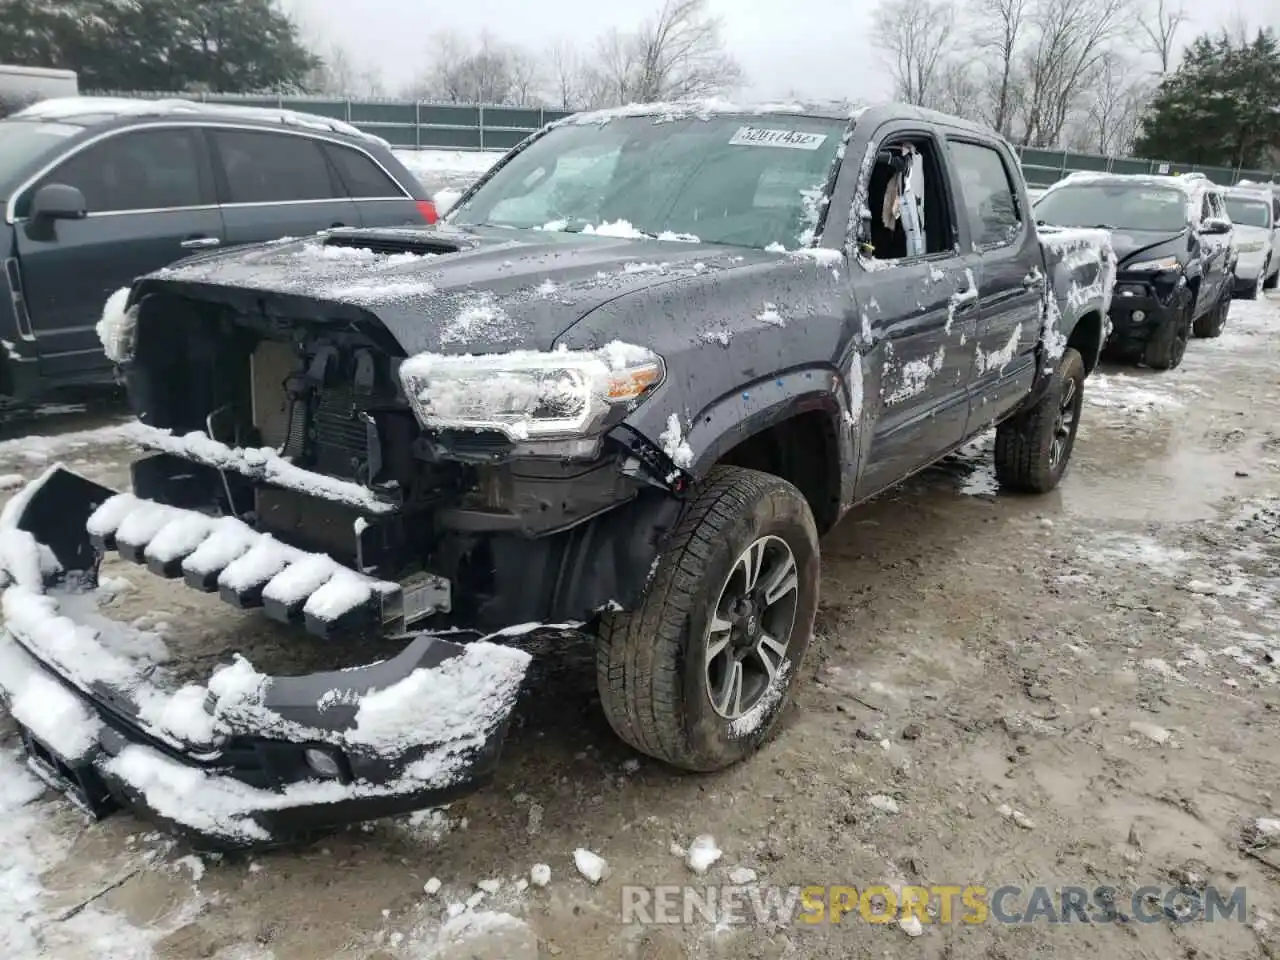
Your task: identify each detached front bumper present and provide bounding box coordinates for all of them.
[0,467,531,848]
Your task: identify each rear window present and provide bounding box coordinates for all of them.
[325,144,406,199]
[0,119,82,199]
[212,129,341,204]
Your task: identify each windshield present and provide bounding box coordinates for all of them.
[448,115,846,250]
[1034,183,1187,232]
[0,119,82,202]
[1225,197,1270,228]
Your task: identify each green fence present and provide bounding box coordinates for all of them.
[92,91,1277,186]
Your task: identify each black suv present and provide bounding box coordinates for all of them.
[0,97,436,402]
[1034,171,1237,369]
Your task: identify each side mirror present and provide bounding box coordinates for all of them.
[1201,217,1231,235]
[30,183,87,221]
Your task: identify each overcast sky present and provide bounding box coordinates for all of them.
[279,0,1278,102]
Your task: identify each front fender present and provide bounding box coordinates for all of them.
[618,366,855,507]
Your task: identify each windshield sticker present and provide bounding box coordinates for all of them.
[729,126,829,150]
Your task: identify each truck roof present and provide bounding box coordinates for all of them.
[553,98,1003,139]
[10,95,389,148]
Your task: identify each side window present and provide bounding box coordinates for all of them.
[858,135,956,260]
[325,144,406,199]
[30,127,205,215]
[212,130,339,204]
[948,139,1022,247]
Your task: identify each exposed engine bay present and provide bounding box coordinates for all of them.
[116,291,677,632]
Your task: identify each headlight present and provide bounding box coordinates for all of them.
[398,341,665,441]
[1124,257,1181,273]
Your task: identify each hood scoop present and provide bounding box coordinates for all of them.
[323,232,465,258]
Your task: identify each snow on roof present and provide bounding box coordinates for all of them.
[555,97,860,128]
[12,96,389,147]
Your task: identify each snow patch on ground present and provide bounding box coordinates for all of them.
[1086,372,1184,414]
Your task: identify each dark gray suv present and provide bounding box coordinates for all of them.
[0,97,436,403]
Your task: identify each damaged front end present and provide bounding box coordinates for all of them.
[0,269,682,847]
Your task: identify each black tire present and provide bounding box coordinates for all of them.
[1265,268,1278,291]
[1148,294,1193,367]
[1238,265,1264,301]
[596,466,819,772]
[1193,284,1230,338]
[994,347,1085,494]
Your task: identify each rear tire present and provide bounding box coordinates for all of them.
[1239,264,1265,301]
[596,466,819,772]
[1264,268,1278,291]
[994,347,1085,494]
[1148,294,1193,367]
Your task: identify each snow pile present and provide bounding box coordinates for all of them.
[439,293,518,346]
[885,347,945,405]
[582,219,647,239]
[757,303,786,326]
[976,324,1021,375]
[685,835,723,874]
[573,849,609,884]
[348,641,532,758]
[1085,372,1183,414]
[123,424,396,512]
[658,413,694,469]
[0,421,147,465]
[95,286,136,362]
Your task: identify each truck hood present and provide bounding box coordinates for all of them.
[139,225,768,357]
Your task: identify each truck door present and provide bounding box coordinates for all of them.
[945,137,1043,431]
[848,125,982,500]
[12,125,223,385]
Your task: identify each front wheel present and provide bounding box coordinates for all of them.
[1193,282,1231,338]
[994,347,1086,494]
[596,466,819,772]
[1148,295,1193,367]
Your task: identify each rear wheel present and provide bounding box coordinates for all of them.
[994,347,1086,494]
[596,466,819,771]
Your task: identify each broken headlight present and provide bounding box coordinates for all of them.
[397,341,665,441]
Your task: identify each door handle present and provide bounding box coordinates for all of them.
[180,236,221,249]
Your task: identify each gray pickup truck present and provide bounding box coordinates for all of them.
[0,101,1115,847]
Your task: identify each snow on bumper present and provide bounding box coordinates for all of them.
[0,470,532,847]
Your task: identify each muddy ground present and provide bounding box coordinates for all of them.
[2,295,1279,960]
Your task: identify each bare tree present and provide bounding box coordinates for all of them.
[545,39,585,109]
[970,0,1029,136]
[1019,0,1138,147]
[629,0,743,101]
[1081,50,1148,153]
[581,28,641,107]
[1138,0,1185,73]
[933,59,982,118]
[871,0,957,107]
[306,43,386,98]
[507,48,542,106]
